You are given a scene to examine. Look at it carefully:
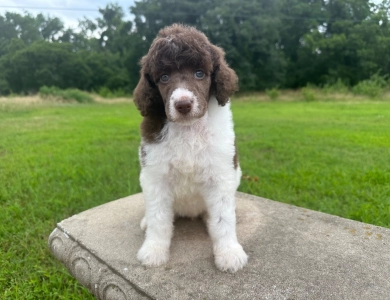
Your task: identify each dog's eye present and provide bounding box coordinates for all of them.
[195,70,205,79]
[160,74,170,83]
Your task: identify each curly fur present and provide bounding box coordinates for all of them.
[134,24,238,117]
[133,24,247,273]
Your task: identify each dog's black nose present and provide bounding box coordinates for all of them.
[175,99,192,114]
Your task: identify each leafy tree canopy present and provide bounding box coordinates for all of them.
[0,0,389,95]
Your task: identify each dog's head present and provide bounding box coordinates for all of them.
[133,24,238,124]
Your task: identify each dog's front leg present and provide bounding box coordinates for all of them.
[137,182,174,267]
[204,189,248,273]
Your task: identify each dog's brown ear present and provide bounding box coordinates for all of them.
[210,45,239,106]
[133,59,165,117]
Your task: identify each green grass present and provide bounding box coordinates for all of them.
[1,97,389,298]
[0,102,141,299]
[235,100,390,226]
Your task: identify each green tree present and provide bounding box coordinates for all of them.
[131,0,213,44]
[131,0,287,90]
[36,14,64,42]
[4,42,90,93]
[278,0,325,87]
[1,1,390,94]
[289,0,381,87]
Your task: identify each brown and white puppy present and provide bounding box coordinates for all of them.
[133,24,247,272]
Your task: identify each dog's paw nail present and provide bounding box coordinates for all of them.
[214,244,248,273]
[137,242,170,266]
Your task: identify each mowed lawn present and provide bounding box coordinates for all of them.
[1,98,389,298]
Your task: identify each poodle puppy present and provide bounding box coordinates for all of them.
[133,23,248,272]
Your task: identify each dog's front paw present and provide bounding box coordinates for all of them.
[137,241,170,266]
[214,243,248,273]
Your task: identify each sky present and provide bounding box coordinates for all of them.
[0,0,136,29]
[0,0,384,30]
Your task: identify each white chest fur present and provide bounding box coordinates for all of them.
[139,98,240,217]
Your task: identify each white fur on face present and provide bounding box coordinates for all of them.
[168,87,201,123]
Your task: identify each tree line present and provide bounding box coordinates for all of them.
[0,0,389,95]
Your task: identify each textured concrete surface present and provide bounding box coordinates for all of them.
[49,192,390,300]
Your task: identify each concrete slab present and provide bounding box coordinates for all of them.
[48,192,390,300]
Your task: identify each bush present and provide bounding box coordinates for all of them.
[97,87,112,98]
[39,86,57,97]
[323,78,349,94]
[39,86,93,103]
[352,73,388,98]
[301,86,316,102]
[98,87,128,98]
[62,89,94,103]
[265,88,280,100]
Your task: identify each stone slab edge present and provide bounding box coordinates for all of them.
[48,223,153,300]
[48,192,390,300]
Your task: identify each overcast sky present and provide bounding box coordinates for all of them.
[0,0,384,30]
[0,0,136,29]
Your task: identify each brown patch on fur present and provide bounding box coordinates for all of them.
[143,24,214,80]
[233,140,239,170]
[140,115,167,143]
[209,45,238,106]
[133,73,165,118]
[140,145,147,167]
[157,68,211,121]
[133,23,239,141]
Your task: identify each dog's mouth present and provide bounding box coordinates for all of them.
[166,107,207,125]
